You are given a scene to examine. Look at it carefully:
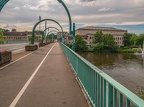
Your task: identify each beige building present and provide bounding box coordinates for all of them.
[57,32,69,42]
[3,31,42,43]
[76,26,127,46]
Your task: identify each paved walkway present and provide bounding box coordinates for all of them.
[0,43,89,107]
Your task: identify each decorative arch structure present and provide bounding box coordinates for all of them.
[0,0,75,51]
[46,30,58,42]
[0,0,9,12]
[57,0,72,34]
[32,19,64,44]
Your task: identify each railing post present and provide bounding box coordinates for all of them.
[72,23,76,51]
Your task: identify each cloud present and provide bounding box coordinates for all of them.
[0,0,144,34]
[74,0,109,6]
[98,7,114,12]
[13,6,20,10]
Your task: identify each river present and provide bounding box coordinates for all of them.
[78,52,144,94]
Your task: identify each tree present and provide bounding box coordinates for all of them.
[130,34,137,46]
[123,33,134,46]
[93,31,118,53]
[28,33,37,44]
[0,31,7,44]
[11,28,17,32]
[136,34,144,47]
[102,34,115,46]
[0,28,9,32]
[93,31,103,43]
[75,34,88,51]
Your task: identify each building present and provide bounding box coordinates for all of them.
[76,26,127,46]
[3,31,42,43]
[57,32,69,42]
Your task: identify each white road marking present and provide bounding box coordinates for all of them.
[0,53,33,70]
[9,43,56,107]
[0,47,45,70]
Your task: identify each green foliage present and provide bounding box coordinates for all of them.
[66,43,72,48]
[0,31,7,44]
[136,34,144,47]
[93,32,118,53]
[28,33,37,44]
[93,31,103,43]
[118,49,136,53]
[76,34,88,51]
[47,34,57,42]
[123,33,135,46]
[130,34,137,46]
[11,28,17,32]
[0,28,9,32]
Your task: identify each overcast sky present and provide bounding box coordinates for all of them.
[0,0,144,34]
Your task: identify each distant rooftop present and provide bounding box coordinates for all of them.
[77,26,127,31]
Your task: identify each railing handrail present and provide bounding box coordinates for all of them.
[60,42,144,107]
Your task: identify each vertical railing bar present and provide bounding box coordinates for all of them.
[97,74,99,107]
[113,88,117,107]
[108,84,113,107]
[88,65,90,96]
[119,93,123,107]
[126,99,130,107]
[101,77,103,107]
[103,80,106,107]
[95,73,98,107]
[99,76,101,107]
[94,71,96,106]
[91,69,95,104]
[98,75,101,107]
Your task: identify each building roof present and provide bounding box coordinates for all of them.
[3,31,41,36]
[4,32,27,36]
[76,26,127,32]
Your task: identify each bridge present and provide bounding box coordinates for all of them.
[0,0,144,107]
[0,42,144,107]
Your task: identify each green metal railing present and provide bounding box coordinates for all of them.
[60,43,144,107]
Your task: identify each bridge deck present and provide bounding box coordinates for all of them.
[0,43,89,107]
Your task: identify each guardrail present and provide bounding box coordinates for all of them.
[60,43,144,107]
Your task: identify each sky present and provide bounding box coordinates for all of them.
[0,0,144,34]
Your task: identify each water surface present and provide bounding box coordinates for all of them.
[78,52,144,93]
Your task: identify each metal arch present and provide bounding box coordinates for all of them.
[46,32,57,42]
[44,27,60,33]
[46,30,58,36]
[46,30,58,41]
[57,0,72,34]
[0,0,9,12]
[41,27,61,43]
[57,0,75,51]
[32,19,64,44]
[43,27,61,41]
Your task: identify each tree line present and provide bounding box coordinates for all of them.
[73,31,144,53]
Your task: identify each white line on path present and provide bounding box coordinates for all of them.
[0,53,33,70]
[0,47,45,70]
[9,43,56,107]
